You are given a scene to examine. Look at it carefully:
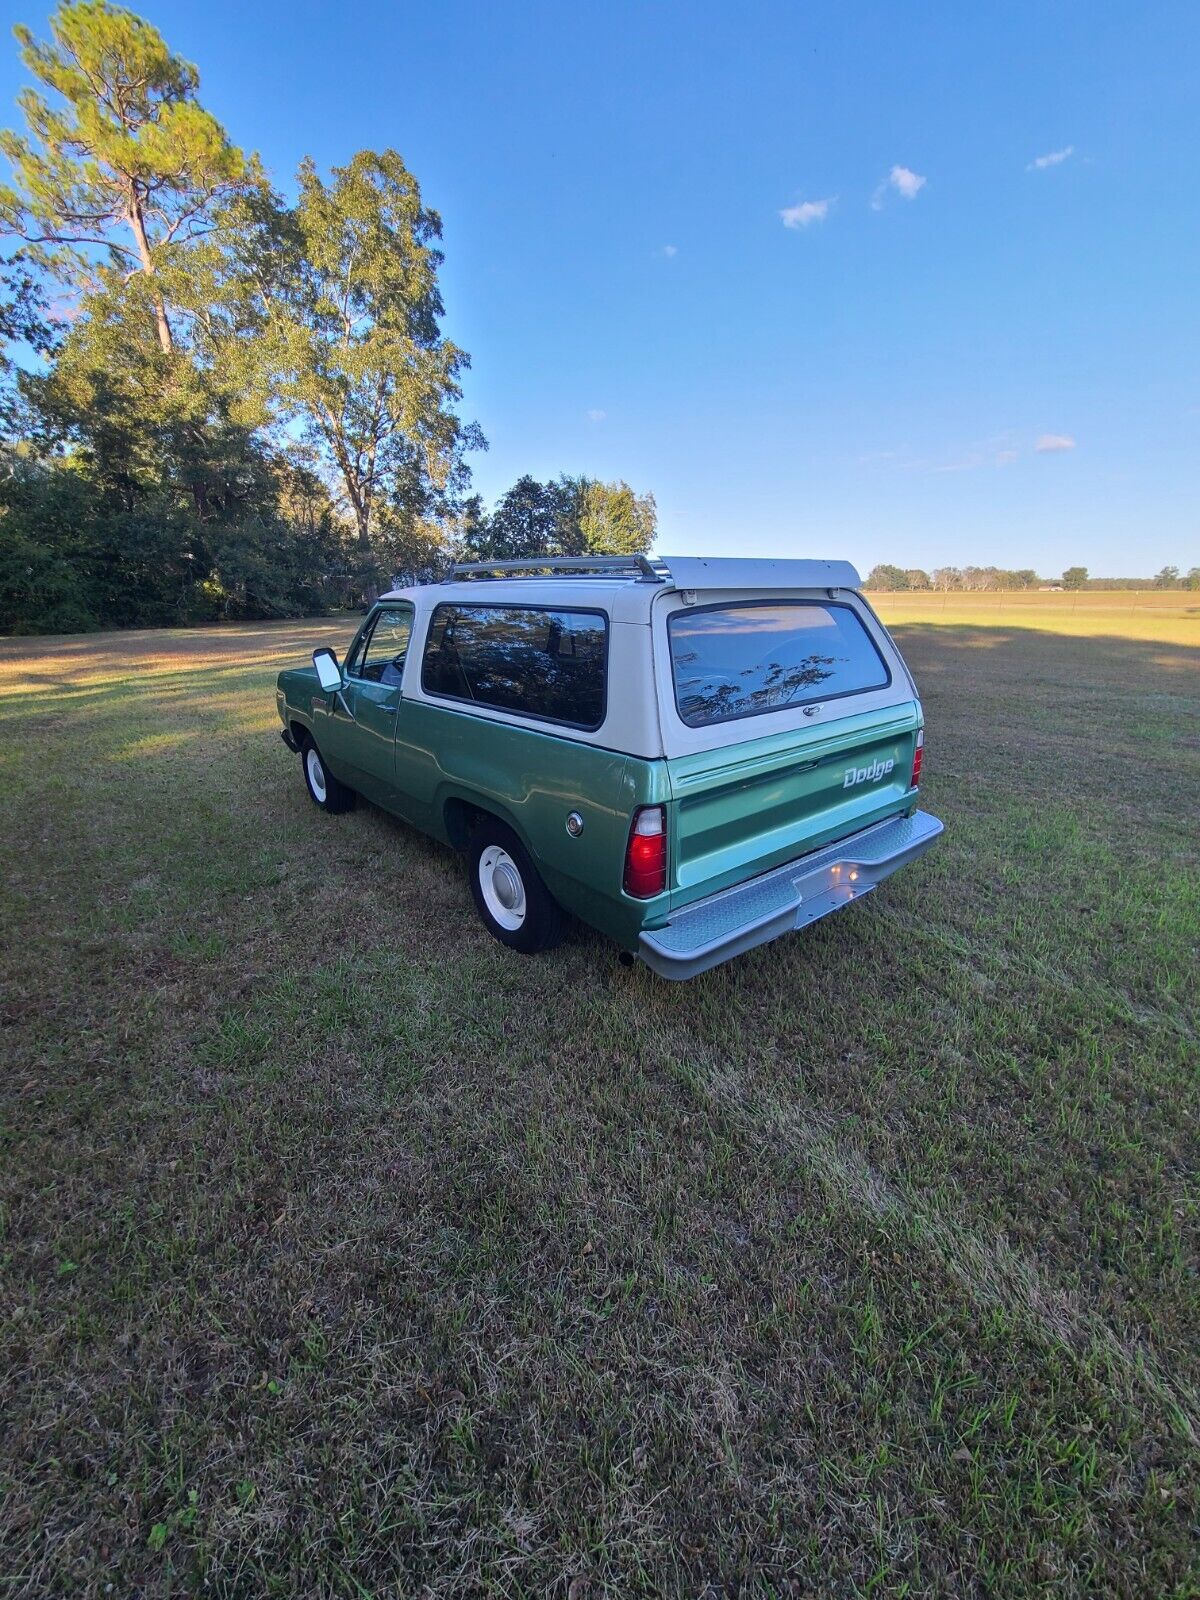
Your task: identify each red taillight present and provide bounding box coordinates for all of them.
[624,805,667,897]
[910,729,924,789]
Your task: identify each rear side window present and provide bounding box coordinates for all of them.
[421,603,608,730]
[668,601,889,728]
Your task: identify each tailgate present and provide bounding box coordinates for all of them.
[666,703,921,904]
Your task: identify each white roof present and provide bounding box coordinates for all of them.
[381,555,862,623]
[380,577,657,623]
[658,555,862,591]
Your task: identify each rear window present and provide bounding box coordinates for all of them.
[668,601,889,728]
[421,603,608,730]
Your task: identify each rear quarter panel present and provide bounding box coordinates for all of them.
[393,700,669,947]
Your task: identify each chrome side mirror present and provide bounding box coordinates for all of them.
[312,647,342,693]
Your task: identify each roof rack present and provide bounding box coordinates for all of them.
[449,555,668,582]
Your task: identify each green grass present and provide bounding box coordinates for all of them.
[1,598,1197,1597]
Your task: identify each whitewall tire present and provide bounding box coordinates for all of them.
[467,819,564,954]
[300,736,355,814]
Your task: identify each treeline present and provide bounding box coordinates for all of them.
[0,453,658,632]
[0,4,653,635]
[865,563,1200,593]
[866,564,1042,592]
[1079,570,1200,591]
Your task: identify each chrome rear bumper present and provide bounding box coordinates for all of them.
[638,809,943,980]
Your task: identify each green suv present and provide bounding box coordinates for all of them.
[276,555,941,978]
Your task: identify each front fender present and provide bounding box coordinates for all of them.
[276,667,322,736]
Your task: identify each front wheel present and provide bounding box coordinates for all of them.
[467,820,564,954]
[301,737,355,814]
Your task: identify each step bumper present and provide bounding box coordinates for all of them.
[638,808,944,981]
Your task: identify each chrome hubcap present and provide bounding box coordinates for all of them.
[492,861,522,910]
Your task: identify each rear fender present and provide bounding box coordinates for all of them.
[437,787,530,855]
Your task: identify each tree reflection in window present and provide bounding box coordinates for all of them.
[669,603,888,728]
[422,604,607,729]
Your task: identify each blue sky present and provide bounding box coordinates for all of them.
[3,0,1197,575]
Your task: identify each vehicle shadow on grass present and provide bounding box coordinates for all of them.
[886,620,1200,683]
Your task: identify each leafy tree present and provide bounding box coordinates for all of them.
[237,150,483,568]
[24,271,270,527]
[903,568,932,591]
[570,476,656,556]
[0,449,100,631]
[467,474,566,560]
[1153,565,1180,588]
[0,0,256,354]
[0,0,290,628]
[1062,566,1089,590]
[1185,566,1200,592]
[450,493,488,560]
[458,474,658,562]
[864,563,909,591]
[0,254,59,433]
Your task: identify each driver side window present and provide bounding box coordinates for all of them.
[356,606,414,687]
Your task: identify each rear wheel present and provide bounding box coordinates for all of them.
[467,819,564,954]
[300,736,355,814]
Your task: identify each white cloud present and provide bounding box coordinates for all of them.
[586,408,607,424]
[779,197,832,229]
[659,244,678,257]
[871,166,926,209]
[889,165,926,200]
[1028,145,1074,171]
[1035,433,1076,452]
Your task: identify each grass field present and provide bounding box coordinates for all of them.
[869,588,1199,644]
[1,594,1197,1597]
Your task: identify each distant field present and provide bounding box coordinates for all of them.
[870,587,1200,643]
[1,600,1197,1596]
